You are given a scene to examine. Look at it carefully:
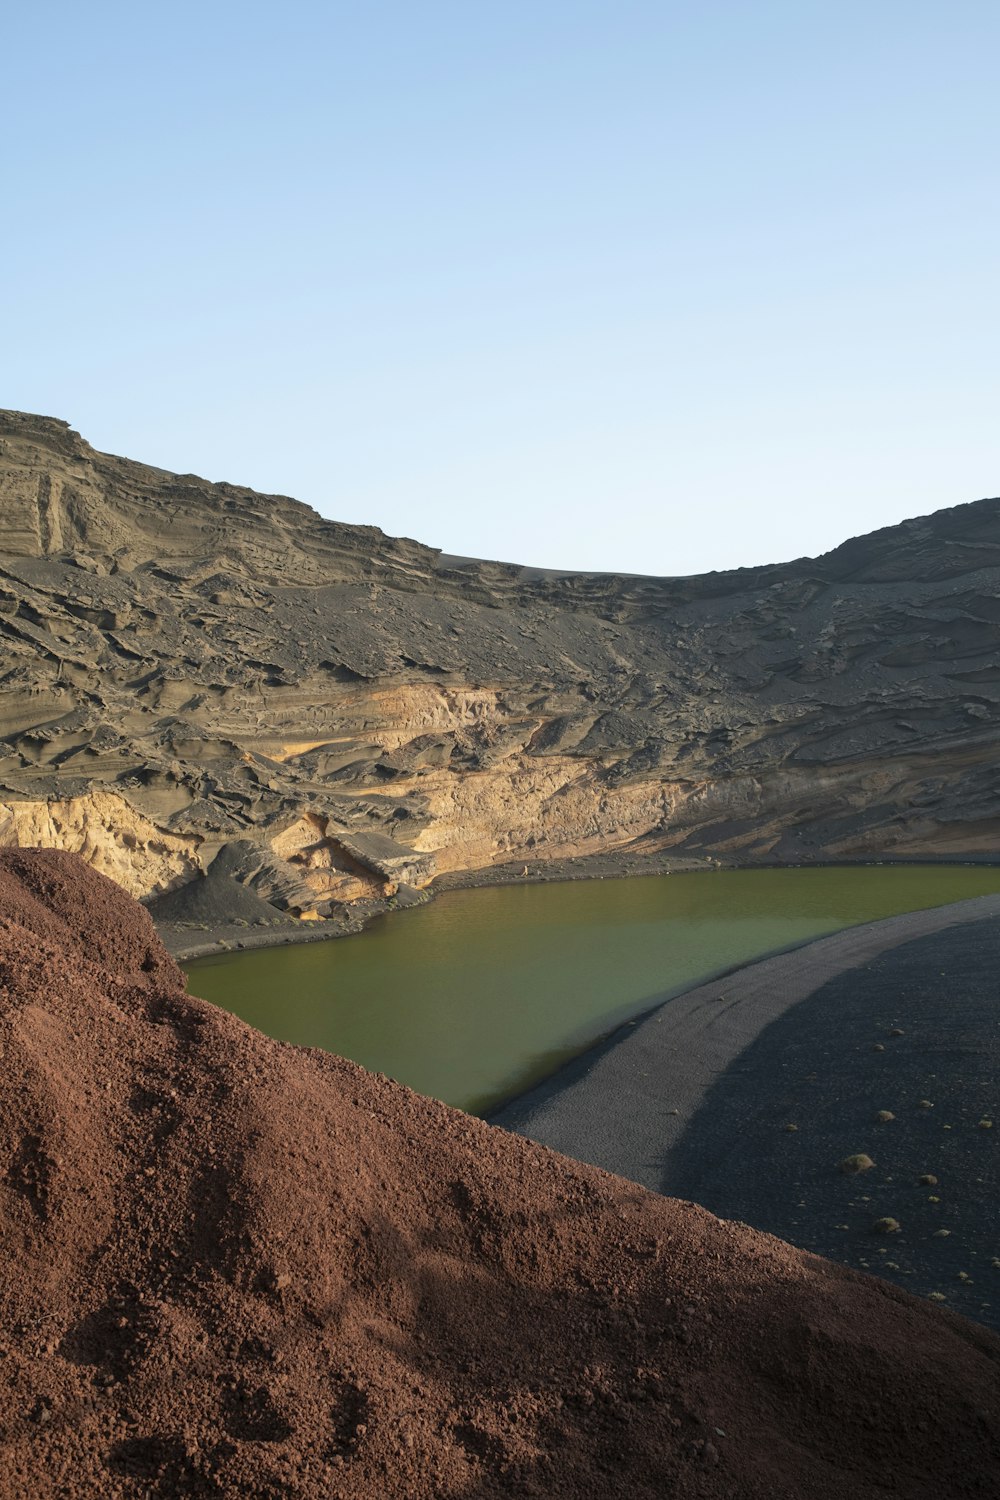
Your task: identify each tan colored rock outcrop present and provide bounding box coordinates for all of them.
[0,792,200,898]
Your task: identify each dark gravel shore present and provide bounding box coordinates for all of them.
[493,895,1000,1329]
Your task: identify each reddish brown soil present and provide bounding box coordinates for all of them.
[0,850,997,1499]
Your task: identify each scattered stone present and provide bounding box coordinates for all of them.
[839,1154,876,1175]
[873,1218,901,1235]
[876,1111,896,1123]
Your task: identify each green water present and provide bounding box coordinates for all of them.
[185,866,1000,1114]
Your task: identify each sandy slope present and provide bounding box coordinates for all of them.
[0,849,997,1498]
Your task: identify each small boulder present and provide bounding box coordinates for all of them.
[839,1154,876,1175]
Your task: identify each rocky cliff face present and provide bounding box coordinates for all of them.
[1,409,998,920]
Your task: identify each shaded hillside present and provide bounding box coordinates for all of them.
[1,409,999,919]
[0,849,997,1498]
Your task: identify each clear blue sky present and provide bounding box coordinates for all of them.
[4,2,998,575]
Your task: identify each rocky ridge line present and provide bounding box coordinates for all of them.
[1,409,999,929]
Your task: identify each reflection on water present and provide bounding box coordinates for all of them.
[185,865,1000,1114]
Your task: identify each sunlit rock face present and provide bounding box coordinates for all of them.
[1,407,999,917]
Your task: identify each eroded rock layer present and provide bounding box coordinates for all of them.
[0,849,998,1498]
[2,409,1000,919]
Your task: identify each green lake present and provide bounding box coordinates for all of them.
[185,865,1000,1115]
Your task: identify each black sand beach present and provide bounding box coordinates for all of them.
[493,895,1000,1329]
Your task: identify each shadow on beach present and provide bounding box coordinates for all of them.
[660,917,1000,1330]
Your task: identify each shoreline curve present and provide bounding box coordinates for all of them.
[488,892,1000,1172]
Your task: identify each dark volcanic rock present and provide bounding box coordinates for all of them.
[0,850,998,1498]
[2,409,1000,916]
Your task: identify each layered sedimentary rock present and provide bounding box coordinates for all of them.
[1,849,998,1498]
[1,409,999,919]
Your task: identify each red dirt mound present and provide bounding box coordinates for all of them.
[0,850,997,1498]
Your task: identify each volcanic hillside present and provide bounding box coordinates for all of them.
[0,848,998,1498]
[2,410,1000,920]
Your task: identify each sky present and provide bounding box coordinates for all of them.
[3,2,998,576]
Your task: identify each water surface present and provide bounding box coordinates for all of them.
[186,866,1000,1113]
